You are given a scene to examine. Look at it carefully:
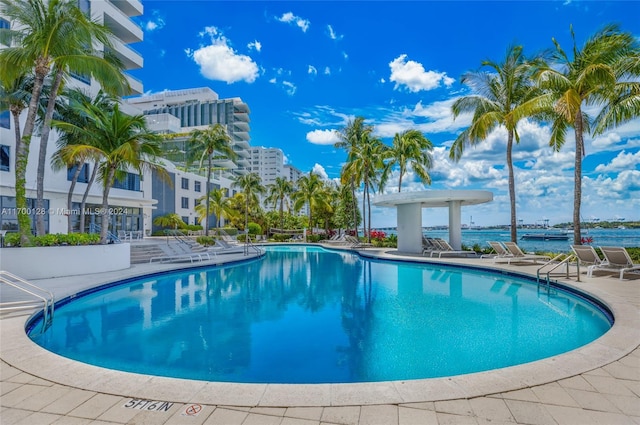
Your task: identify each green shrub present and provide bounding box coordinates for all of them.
[247,222,262,235]
[196,236,216,246]
[3,232,102,247]
[272,234,290,242]
[307,234,322,243]
[4,232,22,247]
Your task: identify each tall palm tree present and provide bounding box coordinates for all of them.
[450,44,538,243]
[530,24,639,245]
[381,129,433,192]
[335,117,368,237]
[232,173,264,232]
[265,177,293,231]
[187,123,237,236]
[195,188,237,233]
[0,0,129,240]
[292,172,332,234]
[52,103,167,243]
[51,89,116,232]
[342,131,387,242]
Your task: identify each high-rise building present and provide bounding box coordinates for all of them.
[126,87,251,179]
[249,147,284,210]
[0,0,150,236]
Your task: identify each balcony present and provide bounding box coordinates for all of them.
[145,113,182,134]
[109,38,143,70]
[108,0,143,18]
[99,0,143,44]
[125,74,143,95]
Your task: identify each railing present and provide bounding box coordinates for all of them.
[0,270,54,333]
[89,223,121,243]
[536,254,578,289]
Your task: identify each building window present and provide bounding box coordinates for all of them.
[112,172,140,191]
[0,110,9,129]
[0,18,9,30]
[181,197,189,209]
[194,181,201,192]
[67,163,89,183]
[70,70,91,85]
[181,177,189,190]
[182,216,189,225]
[1,145,9,172]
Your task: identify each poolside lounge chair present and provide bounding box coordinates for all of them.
[483,241,513,259]
[428,238,476,258]
[597,246,640,280]
[500,242,550,265]
[571,245,605,277]
[150,243,204,263]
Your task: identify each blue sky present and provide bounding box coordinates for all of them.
[131,1,640,228]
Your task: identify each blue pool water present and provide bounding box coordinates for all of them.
[29,246,612,384]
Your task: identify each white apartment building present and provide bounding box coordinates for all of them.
[0,0,153,236]
[125,88,251,230]
[249,147,283,210]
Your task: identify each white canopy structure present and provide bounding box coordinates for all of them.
[373,190,493,254]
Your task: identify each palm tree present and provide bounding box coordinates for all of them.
[265,177,293,231]
[450,44,538,243]
[530,25,639,245]
[342,130,387,242]
[195,188,237,234]
[232,173,264,233]
[292,172,332,233]
[51,89,116,232]
[335,117,368,237]
[51,103,167,244]
[153,213,184,231]
[381,129,433,192]
[186,124,237,236]
[0,0,129,240]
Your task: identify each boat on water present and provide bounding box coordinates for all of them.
[520,233,569,241]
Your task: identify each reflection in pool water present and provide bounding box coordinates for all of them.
[30,246,611,383]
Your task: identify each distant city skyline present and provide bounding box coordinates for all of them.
[131,1,640,227]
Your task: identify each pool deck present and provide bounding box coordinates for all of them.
[1,245,639,425]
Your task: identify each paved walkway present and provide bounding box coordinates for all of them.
[1,246,639,424]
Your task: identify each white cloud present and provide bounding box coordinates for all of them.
[308,65,317,76]
[327,24,343,40]
[306,129,340,145]
[324,67,331,75]
[247,40,262,52]
[187,26,259,84]
[595,150,640,172]
[144,11,165,32]
[389,54,455,92]
[312,163,329,180]
[277,12,310,32]
[282,81,297,96]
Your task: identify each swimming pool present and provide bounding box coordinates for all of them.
[28,245,612,384]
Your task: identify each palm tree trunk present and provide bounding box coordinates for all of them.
[398,165,404,193]
[507,131,517,242]
[67,161,84,233]
[15,62,48,245]
[366,186,372,243]
[350,177,357,236]
[361,182,367,239]
[205,156,212,236]
[100,168,116,244]
[279,198,284,230]
[35,70,64,235]
[573,111,584,245]
[80,163,99,232]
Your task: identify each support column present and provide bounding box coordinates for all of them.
[397,203,423,254]
[448,200,462,250]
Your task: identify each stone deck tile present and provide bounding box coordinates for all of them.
[280,417,321,425]
[1,383,49,407]
[202,407,248,425]
[241,412,283,425]
[284,407,324,421]
[320,406,361,425]
[358,404,398,425]
[38,388,97,415]
[583,374,638,396]
[503,399,557,425]
[564,387,621,412]
[434,412,479,425]
[530,382,580,407]
[13,384,74,412]
[468,397,515,423]
[67,394,125,420]
[163,403,215,425]
[434,399,473,416]
[397,405,438,425]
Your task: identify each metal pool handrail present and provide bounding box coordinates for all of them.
[0,270,54,333]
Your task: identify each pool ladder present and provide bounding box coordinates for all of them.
[0,270,54,333]
[536,254,579,290]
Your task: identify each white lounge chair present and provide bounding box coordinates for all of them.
[428,239,475,258]
[571,245,605,277]
[484,241,513,259]
[500,242,550,265]
[597,246,640,280]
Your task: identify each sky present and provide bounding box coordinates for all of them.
[130,1,640,228]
